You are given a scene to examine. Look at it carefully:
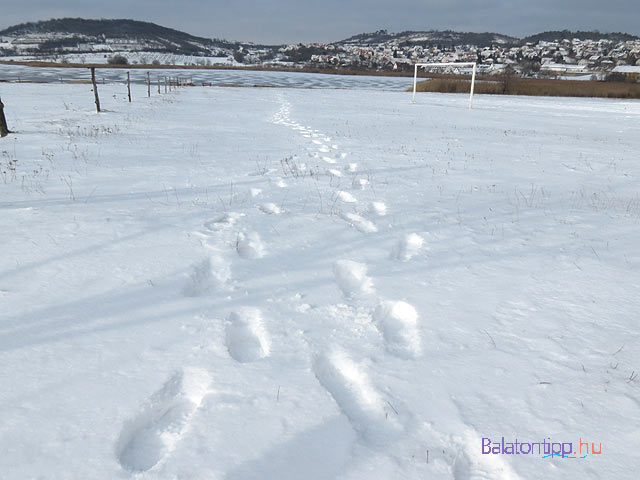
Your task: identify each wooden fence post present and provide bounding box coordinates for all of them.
[127,71,132,102]
[90,67,101,113]
[0,96,11,138]
[147,72,151,97]
[157,77,161,94]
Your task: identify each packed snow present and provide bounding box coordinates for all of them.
[0,79,639,479]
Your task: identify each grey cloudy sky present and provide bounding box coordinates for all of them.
[1,0,638,44]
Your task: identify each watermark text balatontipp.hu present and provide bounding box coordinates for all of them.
[482,437,602,459]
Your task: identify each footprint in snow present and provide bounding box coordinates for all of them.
[259,203,281,214]
[339,212,378,233]
[204,212,244,232]
[236,231,266,259]
[391,233,424,261]
[336,191,357,203]
[182,256,231,297]
[225,308,270,362]
[117,368,212,473]
[313,348,402,446]
[333,260,374,298]
[368,201,387,217]
[372,300,422,359]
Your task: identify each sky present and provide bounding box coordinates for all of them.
[1,0,638,44]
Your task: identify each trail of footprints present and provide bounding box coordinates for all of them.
[274,98,431,450]
[118,207,273,472]
[273,99,387,233]
[117,98,499,477]
[274,99,505,477]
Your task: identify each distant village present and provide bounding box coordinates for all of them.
[1,24,640,78]
[270,37,640,76]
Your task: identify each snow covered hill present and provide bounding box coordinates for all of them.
[0,18,244,65]
[0,81,639,479]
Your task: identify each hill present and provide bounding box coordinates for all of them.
[0,18,241,57]
[521,30,638,44]
[340,29,518,47]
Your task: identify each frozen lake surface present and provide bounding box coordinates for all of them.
[0,64,414,90]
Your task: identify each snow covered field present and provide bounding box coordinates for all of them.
[0,82,639,479]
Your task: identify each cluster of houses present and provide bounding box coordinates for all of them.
[274,37,640,76]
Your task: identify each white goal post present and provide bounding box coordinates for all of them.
[412,62,477,108]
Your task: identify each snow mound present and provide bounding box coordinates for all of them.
[373,301,421,359]
[225,308,270,362]
[333,260,374,297]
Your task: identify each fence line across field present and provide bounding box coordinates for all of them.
[412,62,477,108]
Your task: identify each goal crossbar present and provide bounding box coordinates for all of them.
[412,62,477,108]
